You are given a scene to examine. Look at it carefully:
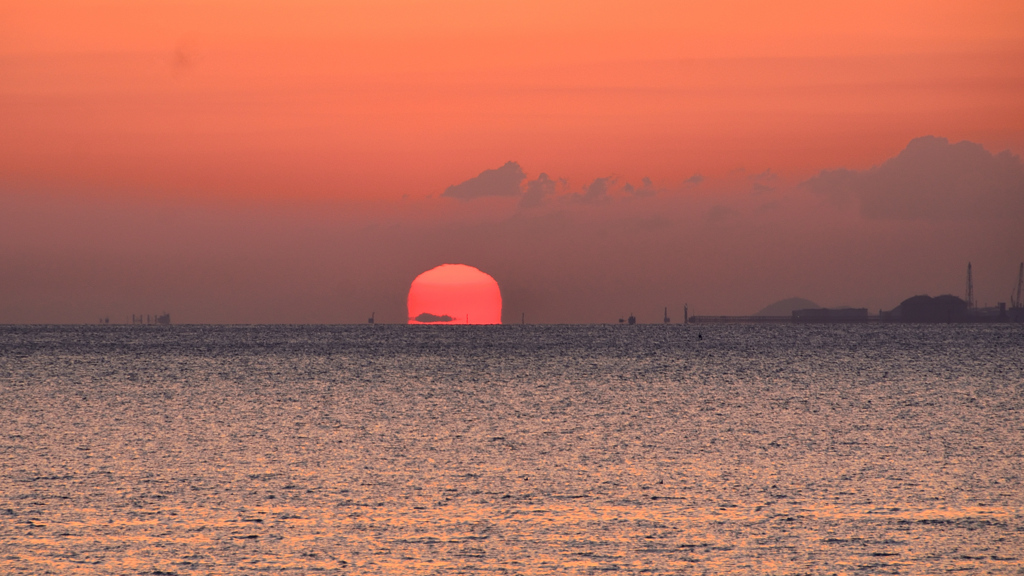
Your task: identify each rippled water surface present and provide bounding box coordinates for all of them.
[1,324,1023,575]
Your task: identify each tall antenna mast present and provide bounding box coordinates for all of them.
[965,262,975,309]
[1013,262,1023,309]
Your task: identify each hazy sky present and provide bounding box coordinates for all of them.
[2,1,1023,323]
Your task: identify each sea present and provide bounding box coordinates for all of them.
[1,324,1022,575]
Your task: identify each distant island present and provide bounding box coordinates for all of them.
[754,298,820,317]
[413,312,456,323]
[688,295,1022,324]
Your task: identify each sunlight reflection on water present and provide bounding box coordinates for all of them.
[1,324,1022,574]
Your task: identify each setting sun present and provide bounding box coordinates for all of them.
[407,264,502,324]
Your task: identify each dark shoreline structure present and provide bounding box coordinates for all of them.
[690,295,1024,324]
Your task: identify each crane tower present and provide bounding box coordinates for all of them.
[1012,263,1024,309]
[965,262,975,309]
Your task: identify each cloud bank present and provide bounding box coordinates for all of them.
[442,161,526,200]
[579,177,614,204]
[519,173,559,209]
[623,177,656,197]
[805,136,1024,220]
[3,136,1022,324]
[443,163,663,209]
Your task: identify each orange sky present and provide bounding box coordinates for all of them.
[4,1,1023,198]
[2,1,1023,322]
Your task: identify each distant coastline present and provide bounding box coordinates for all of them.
[689,295,1023,324]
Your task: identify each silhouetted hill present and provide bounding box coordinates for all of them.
[888,294,968,322]
[755,297,820,317]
